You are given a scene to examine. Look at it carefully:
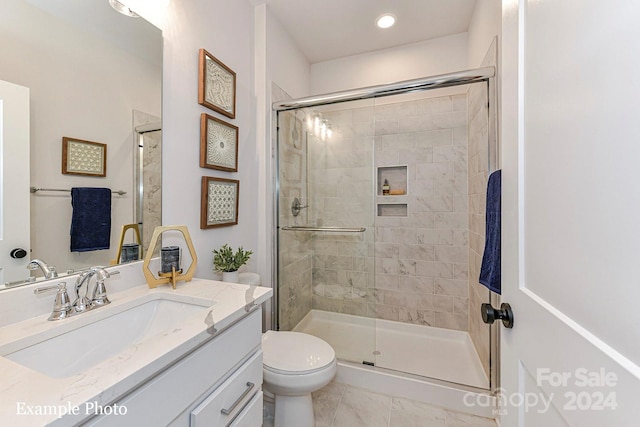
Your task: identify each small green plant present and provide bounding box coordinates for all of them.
[212,244,253,273]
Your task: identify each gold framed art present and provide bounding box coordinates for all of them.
[62,137,107,177]
[198,49,236,119]
[201,176,239,229]
[200,113,238,172]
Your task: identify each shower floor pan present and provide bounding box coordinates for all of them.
[293,309,489,390]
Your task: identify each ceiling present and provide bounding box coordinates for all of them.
[256,0,478,63]
[26,0,162,66]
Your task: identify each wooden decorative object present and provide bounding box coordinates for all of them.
[200,113,238,172]
[198,49,236,119]
[62,137,107,177]
[142,225,198,289]
[201,176,239,229]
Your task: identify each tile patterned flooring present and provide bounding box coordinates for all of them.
[264,381,497,427]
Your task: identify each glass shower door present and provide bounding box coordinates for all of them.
[276,100,377,365]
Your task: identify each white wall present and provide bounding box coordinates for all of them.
[0,0,161,273]
[467,0,501,68]
[264,7,310,99]
[162,0,258,279]
[310,32,468,95]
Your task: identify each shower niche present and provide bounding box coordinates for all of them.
[376,165,407,196]
[376,165,407,216]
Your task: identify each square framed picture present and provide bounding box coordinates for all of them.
[201,176,239,229]
[62,137,107,177]
[200,113,238,172]
[198,48,236,119]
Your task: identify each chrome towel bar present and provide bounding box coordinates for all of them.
[30,187,127,196]
[281,226,366,233]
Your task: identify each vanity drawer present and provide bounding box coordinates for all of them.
[190,350,262,426]
[228,391,263,427]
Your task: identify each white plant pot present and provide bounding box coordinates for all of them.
[222,270,239,283]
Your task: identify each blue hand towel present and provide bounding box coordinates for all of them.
[70,187,112,252]
[479,170,501,294]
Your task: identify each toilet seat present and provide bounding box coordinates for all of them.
[262,331,335,375]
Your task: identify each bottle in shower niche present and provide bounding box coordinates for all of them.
[382,179,390,195]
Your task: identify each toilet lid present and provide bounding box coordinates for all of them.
[262,331,335,374]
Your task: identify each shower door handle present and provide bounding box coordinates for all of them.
[481,303,514,328]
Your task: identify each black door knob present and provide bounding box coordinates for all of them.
[481,302,514,328]
[10,248,28,259]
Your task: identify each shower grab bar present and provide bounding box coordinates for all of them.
[281,226,366,233]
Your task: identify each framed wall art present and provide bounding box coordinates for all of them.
[198,48,236,119]
[62,137,107,177]
[201,176,239,229]
[200,113,238,172]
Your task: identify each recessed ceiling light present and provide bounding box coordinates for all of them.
[109,0,139,18]
[376,13,396,29]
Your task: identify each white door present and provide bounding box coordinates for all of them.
[500,0,640,425]
[0,80,30,286]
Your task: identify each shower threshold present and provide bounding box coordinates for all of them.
[293,309,489,390]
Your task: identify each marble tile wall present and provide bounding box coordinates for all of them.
[467,42,497,380]
[308,94,471,332]
[373,94,470,330]
[277,107,313,331]
[133,110,161,256]
[307,103,376,318]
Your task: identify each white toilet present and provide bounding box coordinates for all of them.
[228,273,336,427]
[262,330,336,427]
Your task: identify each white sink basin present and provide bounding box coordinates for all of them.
[4,297,210,378]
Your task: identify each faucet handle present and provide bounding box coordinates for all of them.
[34,282,72,321]
[48,265,58,278]
[90,268,118,307]
[91,280,111,307]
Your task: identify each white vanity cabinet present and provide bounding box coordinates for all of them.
[87,308,263,427]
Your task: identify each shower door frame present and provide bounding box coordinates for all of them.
[272,66,500,393]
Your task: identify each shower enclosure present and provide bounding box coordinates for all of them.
[274,66,498,392]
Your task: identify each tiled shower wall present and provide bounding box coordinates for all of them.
[309,94,472,331]
[308,104,375,317]
[467,42,497,379]
[276,94,313,331]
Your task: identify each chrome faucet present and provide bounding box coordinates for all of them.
[35,268,118,321]
[27,259,58,279]
[73,267,117,313]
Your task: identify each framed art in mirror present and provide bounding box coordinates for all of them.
[198,49,236,119]
[201,176,239,229]
[62,137,107,177]
[200,113,238,172]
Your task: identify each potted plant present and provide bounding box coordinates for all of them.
[212,244,253,283]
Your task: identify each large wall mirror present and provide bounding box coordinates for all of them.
[0,0,162,289]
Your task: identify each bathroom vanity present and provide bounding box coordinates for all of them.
[0,272,271,426]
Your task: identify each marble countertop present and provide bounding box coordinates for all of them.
[0,279,272,426]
